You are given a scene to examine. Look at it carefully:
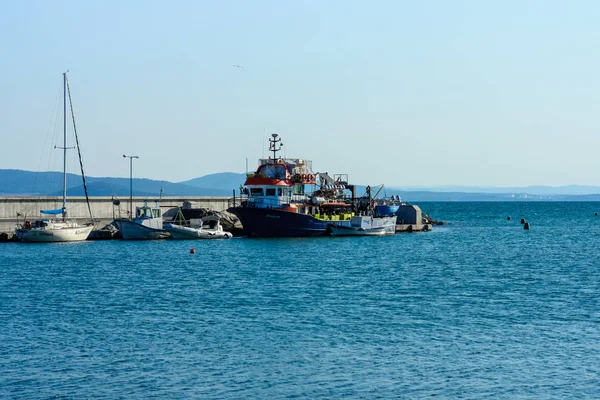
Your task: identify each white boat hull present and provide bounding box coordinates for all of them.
[329,225,386,236]
[329,215,397,236]
[20,224,93,243]
[165,224,233,240]
[116,219,170,240]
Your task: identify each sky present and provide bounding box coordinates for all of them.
[1,0,600,187]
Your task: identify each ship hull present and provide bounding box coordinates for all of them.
[228,207,331,237]
[164,224,233,240]
[19,224,93,243]
[115,219,170,240]
[329,225,386,236]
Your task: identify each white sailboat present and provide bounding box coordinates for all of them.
[17,72,94,242]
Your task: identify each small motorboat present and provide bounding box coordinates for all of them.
[329,224,386,237]
[164,215,233,240]
[115,201,170,240]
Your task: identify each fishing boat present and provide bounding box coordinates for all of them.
[17,72,94,242]
[329,224,386,237]
[228,134,397,237]
[115,201,169,240]
[375,196,402,216]
[329,214,396,236]
[164,215,233,240]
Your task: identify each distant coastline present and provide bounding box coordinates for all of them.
[1,169,599,202]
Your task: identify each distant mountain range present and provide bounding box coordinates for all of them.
[1,169,600,201]
[392,185,600,196]
[0,169,244,197]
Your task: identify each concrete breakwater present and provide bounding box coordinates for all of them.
[0,196,435,238]
[0,196,232,234]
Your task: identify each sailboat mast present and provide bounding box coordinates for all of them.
[62,71,67,219]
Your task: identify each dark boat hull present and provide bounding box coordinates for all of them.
[228,207,330,237]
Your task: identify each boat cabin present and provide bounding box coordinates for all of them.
[247,185,296,208]
[135,201,162,219]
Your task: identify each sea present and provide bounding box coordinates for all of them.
[1,202,599,399]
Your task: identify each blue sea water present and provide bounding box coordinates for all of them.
[1,202,599,399]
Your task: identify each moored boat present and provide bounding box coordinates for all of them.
[115,201,169,240]
[228,134,396,238]
[17,72,95,243]
[329,225,386,237]
[329,215,396,236]
[18,220,93,242]
[165,215,233,240]
[375,195,402,216]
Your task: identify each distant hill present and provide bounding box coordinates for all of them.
[0,169,84,195]
[2,168,600,201]
[179,172,247,192]
[1,169,234,197]
[55,180,232,197]
[55,182,156,197]
[392,185,600,196]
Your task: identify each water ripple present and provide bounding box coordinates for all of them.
[1,202,599,398]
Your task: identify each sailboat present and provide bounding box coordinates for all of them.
[16,72,95,242]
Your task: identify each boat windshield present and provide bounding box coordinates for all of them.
[137,207,154,218]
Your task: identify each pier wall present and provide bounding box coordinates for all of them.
[0,196,232,233]
[396,205,422,225]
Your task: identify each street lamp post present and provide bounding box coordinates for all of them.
[123,155,139,218]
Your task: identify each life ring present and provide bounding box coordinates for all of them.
[307,174,313,181]
[293,173,301,182]
[25,221,32,229]
[301,174,307,181]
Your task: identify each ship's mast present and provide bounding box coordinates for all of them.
[62,71,67,220]
[269,133,283,161]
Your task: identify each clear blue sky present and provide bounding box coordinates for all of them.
[1,0,599,187]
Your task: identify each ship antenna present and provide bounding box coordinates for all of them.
[269,133,283,161]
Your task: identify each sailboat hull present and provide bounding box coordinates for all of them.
[20,224,93,243]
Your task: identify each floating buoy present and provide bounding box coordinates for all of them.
[524,222,530,230]
[520,218,526,224]
[507,216,511,220]
[190,248,195,254]
[595,212,598,216]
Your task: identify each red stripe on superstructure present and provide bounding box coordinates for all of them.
[244,178,292,186]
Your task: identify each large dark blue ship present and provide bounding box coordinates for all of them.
[228,134,397,238]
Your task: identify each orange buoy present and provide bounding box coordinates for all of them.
[190,248,195,254]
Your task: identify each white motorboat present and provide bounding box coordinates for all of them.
[17,72,94,243]
[329,224,386,236]
[164,215,233,240]
[329,215,396,237]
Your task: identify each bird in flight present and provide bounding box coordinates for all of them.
[233,64,244,69]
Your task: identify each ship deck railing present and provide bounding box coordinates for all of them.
[228,195,358,220]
